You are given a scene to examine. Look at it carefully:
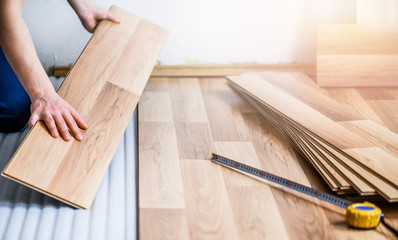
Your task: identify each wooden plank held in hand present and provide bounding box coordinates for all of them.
[1,6,168,209]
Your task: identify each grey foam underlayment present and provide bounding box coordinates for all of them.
[0,77,138,240]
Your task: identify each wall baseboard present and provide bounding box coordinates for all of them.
[52,63,316,78]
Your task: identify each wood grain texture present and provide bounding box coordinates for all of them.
[316,25,398,87]
[2,6,168,208]
[139,76,398,239]
[227,72,398,201]
[138,122,185,209]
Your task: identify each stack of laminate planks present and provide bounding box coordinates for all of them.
[227,71,398,202]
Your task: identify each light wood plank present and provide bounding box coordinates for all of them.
[317,25,398,55]
[316,24,398,87]
[2,6,168,208]
[317,55,398,87]
[138,122,185,209]
[175,122,213,159]
[180,160,240,240]
[368,100,398,133]
[227,186,290,240]
[326,88,384,125]
[201,89,250,142]
[169,78,209,122]
[139,92,173,122]
[139,209,190,240]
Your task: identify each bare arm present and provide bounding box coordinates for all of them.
[0,0,87,141]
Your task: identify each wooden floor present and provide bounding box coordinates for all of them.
[138,76,398,239]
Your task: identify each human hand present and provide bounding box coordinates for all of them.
[29,91,88,141]
[68,0,120,33]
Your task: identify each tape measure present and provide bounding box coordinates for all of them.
[211,153,397,234]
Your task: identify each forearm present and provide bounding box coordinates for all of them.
[0,0,55,100]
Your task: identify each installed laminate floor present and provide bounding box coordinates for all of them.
[138,77,398,240]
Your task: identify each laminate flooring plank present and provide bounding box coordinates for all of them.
[168,78,208,122]
[367,100,398,134]
[244,72,364,122]
[326,88,384,125]
[139,92,173,122]
[316,25,398,87]
[138,122,185,209]
[258,105,351,190]
[341,120,398,156]
[143,77,170,91]
[201,88,250,142]
[2,6,167,208]
[47,82,138,208]
[252,90,385,195]
[238,92,341,191]
[356,88,397,101]
[139,209,190,240]
[212,142,290,239]
[175,122,213,160]
[226,186,290,240]
[180,160,240,240]
[344,148,398,188]
[241,113,312,185]
[258,104,371,194]
[57,6,141,116]
[271,187,340,240]
[228,74,371,149]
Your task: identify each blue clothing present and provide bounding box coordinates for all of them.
[0,47,31,132]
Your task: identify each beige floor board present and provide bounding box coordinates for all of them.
[257,101,354,191]
[138,122,185,209]
[228,74,372,149]
[227,186,290,240]
[326,88,384,125]
[245,72,364,122]
[143,77,170,91]
[357,88,397,101]
[213,141,266,187]
[180,160,240,240]
[316,25,398,87]
[367,100,398,134]
[46,82,139,207]
[239,90,342,191]
[139,209,190,240]
[341,120,398,156]
[271,187,340,240]
[175,122,213,160]
[139,92,173,122]
[241,113,311,185]
[201,89,250,142]
[2,6,167,208]
[168,78,209,122]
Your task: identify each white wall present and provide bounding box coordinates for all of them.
[23,0,356,67]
